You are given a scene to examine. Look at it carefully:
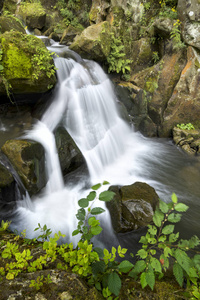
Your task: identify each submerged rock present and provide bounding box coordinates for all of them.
[107,182,159,233]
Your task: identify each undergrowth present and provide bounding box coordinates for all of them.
[0,183,200,299]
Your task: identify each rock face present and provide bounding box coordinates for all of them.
[173,126,200,155]
[0,31,56,95]
[160,47,200,137]
[1,139,46,195]
[69,21,112,61]
[107,182,159,233]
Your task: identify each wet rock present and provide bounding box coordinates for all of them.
[2,0,17,14]
[69,21,111,61]
[55,127,86,176]
[1,139,46,195]
[107,182,159,233]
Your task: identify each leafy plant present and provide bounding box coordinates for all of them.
[152,51,160,64]
[107,34,132,75]
[177,123,195,130]
[29,274,52,291]
[170,19,186,51]
[129,193,200,292]
[72,181,115,243]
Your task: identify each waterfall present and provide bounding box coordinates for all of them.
[7,43,200,246]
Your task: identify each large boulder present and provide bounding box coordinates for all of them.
[107,182,159,233]
[69,21,112,61]
[55,127,86,176]
[0,31,56,95]
[1,139,46,195]
[17,1,46,30]
[160,46,200,137]
[0,16,26,34]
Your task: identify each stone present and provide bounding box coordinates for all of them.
[0,16,26,34]
[60,25,83,45]
[160,46,200,137]
[0,31,56,95]
[1,139,46,195]
[69,21,111,61]
[55,127,86,176]
[107,182,159,232]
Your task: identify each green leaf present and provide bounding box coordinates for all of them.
[140,272,147,289]
[88,216,99,226]
[91,225,102,236]
[158,235,167,242]
[91,183,101,190]
[146,268,155,290]
[171,193,178,203]
[87,191,96,201]
[78,198,89,208]
[131,260,146,275]
[118,260,134,273]
[193,255,200,272]
[175,248,192,275]
[167,213,182,223]
[139,236,148,244]
[108,272,121,296]
[95,282,102,291]
[147,225,157,235]
[72,229,79,236]
[92,261,106,275]
[153,208,164,227]
[150,257,162,273]
[91,207,105,215]
[99,191,115,202]
[169,232,179,243]
[0,65,4,71]
[173,262,183,287]
[103,181,109,185]
[93,247,104,258]
[174,203,189,212]
[137,249,148,259]
[159,200,169,213]
[162,225,174,235]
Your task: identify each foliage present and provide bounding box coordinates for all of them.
[56,0,88,29]
[106,34,132,75]
[1,188,200,298]
[177,123,195,130]
[129,193,200,294]
[152,51,160,64]
[170,19,186,51]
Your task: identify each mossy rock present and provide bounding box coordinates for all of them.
[69,21,111,61]
[0,31,56,94]
[2,0,17,14]
[1,139,46,195]
[0,16,26,34]
[18,1,46,29]
[0,162,14,188]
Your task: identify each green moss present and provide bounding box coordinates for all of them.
[2,43,32,79]
[19,2,46,18]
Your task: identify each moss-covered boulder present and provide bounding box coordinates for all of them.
[2,0,17,14]
[1,139,46,195]
[107,182,159,233]
[0,16,26,34]
[17,1,46,30]
[69,21,111,61]
[0,31,56,95]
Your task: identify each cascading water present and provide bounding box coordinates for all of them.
[6,42,200,249]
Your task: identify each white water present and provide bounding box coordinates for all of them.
[8,44,200,247]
